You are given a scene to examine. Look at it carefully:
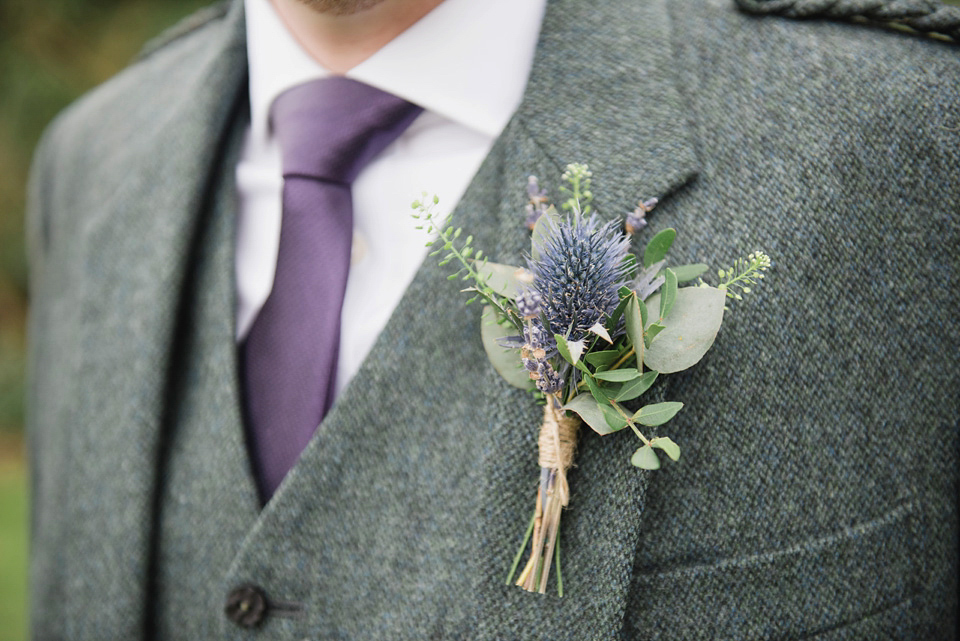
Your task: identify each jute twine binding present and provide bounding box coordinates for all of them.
[537,402,580,506]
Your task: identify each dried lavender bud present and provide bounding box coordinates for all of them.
[523,322,552,351]
[525,175,550,230]
[535,362,563,395]
[624,197,658,235]
[516,289,542,319]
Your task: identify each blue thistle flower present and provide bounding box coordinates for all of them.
[528,215,632,342]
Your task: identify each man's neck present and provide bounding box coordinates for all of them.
[270,0,447,74]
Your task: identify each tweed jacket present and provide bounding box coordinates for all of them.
[26,0,960,638]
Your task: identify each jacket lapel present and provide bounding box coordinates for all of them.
[65,1,248,634]
[226,0,699,637]
[515,0,700,228]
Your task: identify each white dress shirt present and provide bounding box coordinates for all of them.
[237,0,546,397]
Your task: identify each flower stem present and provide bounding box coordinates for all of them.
[554,518,563,597]
[505,510,537,586]
[610,346,636,371]
[610,400,651,445]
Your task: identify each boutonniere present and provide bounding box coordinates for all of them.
[413,164,771,596]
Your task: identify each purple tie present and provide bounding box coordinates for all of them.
[242,77,422,502]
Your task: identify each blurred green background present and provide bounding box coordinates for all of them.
[0,1,211,638]
[1,1,959,639]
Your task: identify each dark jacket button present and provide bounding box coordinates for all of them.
[225,584,268,628]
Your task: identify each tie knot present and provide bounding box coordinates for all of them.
[270,76,422,184]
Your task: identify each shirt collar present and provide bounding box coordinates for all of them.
[245,0,546,145]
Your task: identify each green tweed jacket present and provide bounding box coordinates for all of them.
[26,0,960,638]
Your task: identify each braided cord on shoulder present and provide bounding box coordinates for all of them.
[735,0,960,41]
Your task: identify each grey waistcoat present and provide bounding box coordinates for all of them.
[151,103,262,638]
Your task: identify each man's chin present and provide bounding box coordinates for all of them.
[294,0,390,16]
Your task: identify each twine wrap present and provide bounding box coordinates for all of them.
[537,402,580,506]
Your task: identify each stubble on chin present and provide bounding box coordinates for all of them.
[294,0,389,16]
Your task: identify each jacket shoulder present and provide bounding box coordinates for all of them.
[734,0,960,44]
[27,0,242,270]
[42,0,235,152]
[137,0,233,61]
[673,0,960,76]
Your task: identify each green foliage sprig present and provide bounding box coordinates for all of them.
[716,251,772,300]
[558,162,593,216]
[413,164,772,596]
[414,171,772,471]
[412,194,522,332]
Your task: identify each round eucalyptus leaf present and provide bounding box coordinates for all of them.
[475,261,530,299]
[480,306,534,390]
[563,393,626,435]
[631,445,661,470]
[651,436,681,461]
[643,286,725,373]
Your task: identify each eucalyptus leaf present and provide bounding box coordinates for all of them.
[593,368,641,382]
[531,205,563,261]
[582,371,610,403]
[625,295,644,351]
[615,370,658,402]
[480,306,534,390]
[643,286,726,373]
[585,349,620,369]
[633,401,684,426]
[643,228,676,267]
[476,262,531,299]
[588,322,613,344]
[660,268,678,319]
[670,263,709,283]
[601,403,628,432]
[606,294,632,332]
[651,437,681,461]
[563,394,625,435]
[644,322,666,347]
[631,445,661,470]
[554,334,580,366]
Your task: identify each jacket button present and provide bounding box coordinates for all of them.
[225,584,268,628]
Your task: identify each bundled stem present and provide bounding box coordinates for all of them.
[512,397,579,594]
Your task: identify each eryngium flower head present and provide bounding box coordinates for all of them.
[529,215,632,342]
